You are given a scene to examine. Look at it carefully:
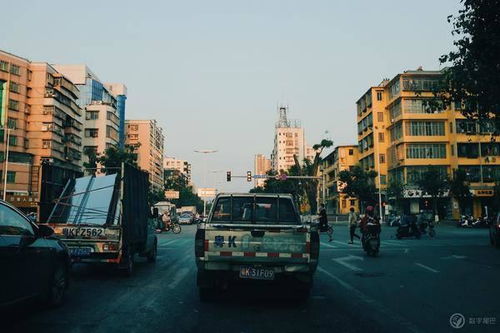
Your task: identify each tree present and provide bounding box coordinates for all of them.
[96,145,139,174]
[338,165,378,210]
[416,167,449,217]
[164,169,203,212]
[148,188,166,206]
[435,0,500,133]
[292,139,333,213]
[449,169,472,215]
[387,178,405,214]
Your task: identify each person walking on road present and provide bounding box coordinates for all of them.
[319,204,333,242]
[348,207,360,244]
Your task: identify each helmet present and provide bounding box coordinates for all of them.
[365,205,375,216]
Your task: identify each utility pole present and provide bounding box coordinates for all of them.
[3,127,11,201]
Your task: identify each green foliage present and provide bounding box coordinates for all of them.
[148,188,166,206]
[338,165,378,209]
[449,169,472,213]
[436,0,500,132]
[88,145,139,174]
[387,179,405,213]
[164,169,203,212]
[416,167,449,215]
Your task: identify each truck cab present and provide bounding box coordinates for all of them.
[194,193,319,300]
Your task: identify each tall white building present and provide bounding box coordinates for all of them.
[53,65,126,164]
[164,157,192,183]
[271,106,314,172]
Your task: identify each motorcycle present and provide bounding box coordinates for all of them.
[418,220,436,238]
[157,221,182,234]
[362,223,380,256]
[458,215,474,228]
[396,216,421,239]
[472,216,491,228]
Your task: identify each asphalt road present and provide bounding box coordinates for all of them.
[5,223,500,333]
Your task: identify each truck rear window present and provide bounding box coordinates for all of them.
[211,196,299,224]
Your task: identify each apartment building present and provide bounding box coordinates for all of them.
[53,65,126,163]
[125,120,165,190]
[271,106,313,172]
[322,145,359,214]
[164,156,191,183]
[357,68,499,218]
[254,154,272,187]
[0,50,83,213]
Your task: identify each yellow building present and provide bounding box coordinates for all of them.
[322,145,359,215]
[357,67,499,218]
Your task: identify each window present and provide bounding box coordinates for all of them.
[404,99,444,114]
[457,143,479,158]
[7,171,16,184]
[481,143,500,156]
[0,203,34,236]
[10,64,21,76]
[86,111,99,120]
[456,119,477,134]
[9,82,20,93]
[406,144,446,159]
[7,118,17,129]
[85,128,99,138]
[42,140,51,149]
[106,126,118,140]
[379,154,386,164]
[389,100,402,120]
[402,78,440,91]
[376,91,382,101]
[349,149,354,155]
[390,122,403,141]
[129,124,139,131]
[9,136,17,146]
[406,166,448,185]
[8,99,19,111]
[377,112,384,122]
[0,60,8,72]
[388,80,400,99]
[406,121,445,136]
[378,132,385,143]
[350,200,356,207]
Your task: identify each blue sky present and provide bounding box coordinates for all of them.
[2,0,461,192]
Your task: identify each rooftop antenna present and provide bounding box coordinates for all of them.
[277,104,289,127]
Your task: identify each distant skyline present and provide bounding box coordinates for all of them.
[2,0,461,192]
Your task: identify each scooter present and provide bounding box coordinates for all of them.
[362,223,380,256]
[472,216,490,228]
[418,221,436,238]
[458,215,474,228]
[396,220,421,239]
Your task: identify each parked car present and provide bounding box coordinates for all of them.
[0,200,70,308]
[179,212,194,224]
[489,213,500,248]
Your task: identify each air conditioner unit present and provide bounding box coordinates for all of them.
[42,125,48,131]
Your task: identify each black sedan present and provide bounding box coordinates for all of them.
[0,200,70,308]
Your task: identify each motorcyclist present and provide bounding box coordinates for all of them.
[359,205,381,244]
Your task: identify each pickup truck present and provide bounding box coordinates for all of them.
[194,193,319,301]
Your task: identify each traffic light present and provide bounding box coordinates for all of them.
[226,171,231,182]
[246,171,252,182]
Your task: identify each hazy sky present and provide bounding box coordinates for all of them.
[3,0,461,192]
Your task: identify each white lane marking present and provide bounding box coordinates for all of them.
[404,248,409,254]
[384,240,405,246]
[318,267,422,333]
[168,267,191,290]
[332,240,356,247]
[321,242,338,248]
[440,255,467,260]
[415,262,440,273]
[332,255,364,272]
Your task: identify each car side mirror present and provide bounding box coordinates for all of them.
[37,224,55,238]
[19,234,37,247]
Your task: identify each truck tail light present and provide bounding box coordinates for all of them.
[195,229,206,257]
[103,243,118,251]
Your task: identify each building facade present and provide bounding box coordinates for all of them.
[164,156,191,183]
[125,120,165,190]
[271,106,313,172]
[322,145,359,215]
[0,50,84,213]
[254,154,272,187]
[357,68,499,218]
[53,65,126,165]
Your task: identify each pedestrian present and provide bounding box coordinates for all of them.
[348,207,360,244]
[319,204,333,242]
